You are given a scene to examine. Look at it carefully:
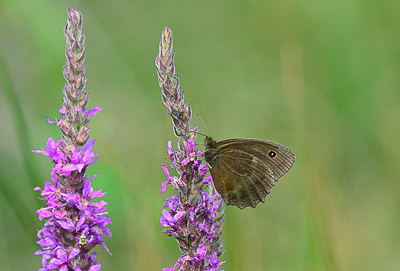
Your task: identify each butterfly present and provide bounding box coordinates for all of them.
[204,136,295,209]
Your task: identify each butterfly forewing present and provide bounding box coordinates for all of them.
[205,137,295,209]
[219,138,295,177]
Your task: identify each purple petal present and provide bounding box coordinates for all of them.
[173,211,186,222]
[88,263,102,271]
[47,259,61,269]
[32,149,48,155]
[69,248,80,260]
[57,219,75,231]
[55,210,67,219]
[161,209,173,223]
[161,163,174,180]
[101,242,112,255]
[184,141,190,155]
[57,248,67,262]
[83,175,97,197]
[187,138,195,153]
[62,193,82,206]
[198,223,208,233]
[63,164,78,175]
[196,244,207,261]
[87,106,102,117]
[90,189,106,198]
[181,157,191,166]
[76,214,86,230]
[82,139,95,153]
[167,141,173,156]
[71,148,80,163]
[161,209,185,229]
[46,115,58,125]
[76,164,85,172]
[161,181,168,194]
[164,195,180,210]
[36,208,52,221]
[32,137,57,157]
[204,176,213,183]
[43,181,55,193]
[90,252,97,262]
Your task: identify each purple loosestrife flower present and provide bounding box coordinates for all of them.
[156,26,225,271]
[33,8,111,271]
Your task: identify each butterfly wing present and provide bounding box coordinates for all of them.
[209,138,295,209]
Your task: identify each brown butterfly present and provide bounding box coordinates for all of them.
[204,136,295,209]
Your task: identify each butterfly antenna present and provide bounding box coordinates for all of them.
[185,130,208,139]
[196,114,211,137]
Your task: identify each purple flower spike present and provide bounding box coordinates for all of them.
[156,26,225,270]
[33,8,111,271]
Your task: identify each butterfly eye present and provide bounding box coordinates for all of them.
[268,150,276,158]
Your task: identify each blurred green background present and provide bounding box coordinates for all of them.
[1,1,400,270]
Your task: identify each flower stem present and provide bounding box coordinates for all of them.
[33,8,111,271]
[156,26,225,271]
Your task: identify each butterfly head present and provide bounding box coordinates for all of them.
[204,136,218,162]
[204,136,217,149]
